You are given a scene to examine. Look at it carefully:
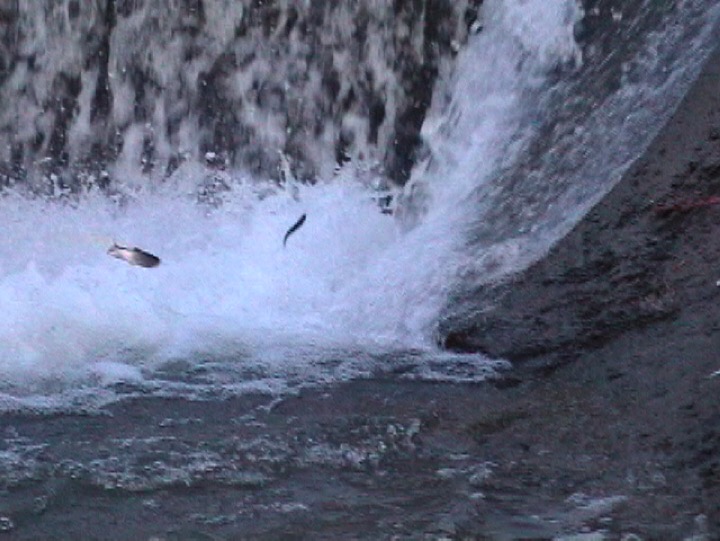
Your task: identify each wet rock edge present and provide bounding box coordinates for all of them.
[441,44,720,536]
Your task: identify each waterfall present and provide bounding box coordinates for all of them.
[0,0,719,412]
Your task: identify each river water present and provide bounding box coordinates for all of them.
[0,0,719,538]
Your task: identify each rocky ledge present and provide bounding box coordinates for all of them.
[438,45,720,537]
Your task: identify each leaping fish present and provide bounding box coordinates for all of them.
[283,214,306,247]
[108,243,161,268]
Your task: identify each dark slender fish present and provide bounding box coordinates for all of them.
[107,243,161,268]
[283,213,306,247]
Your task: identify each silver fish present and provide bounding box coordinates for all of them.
[108,243,161,268]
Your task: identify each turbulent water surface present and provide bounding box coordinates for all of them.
[1,0,719,538]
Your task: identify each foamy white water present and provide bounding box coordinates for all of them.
[0,0,583,409]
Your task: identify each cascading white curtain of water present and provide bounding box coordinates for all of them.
[0,0,582,409]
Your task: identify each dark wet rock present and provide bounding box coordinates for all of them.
[441,45,720,364]
[439,44,720,536]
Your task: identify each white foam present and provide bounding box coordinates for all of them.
[0,0,588,409]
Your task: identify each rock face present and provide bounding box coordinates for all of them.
[441,45,720,364]
[0,0,481,189]
[440,45,720,533]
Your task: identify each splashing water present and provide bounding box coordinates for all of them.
[7,0,713,411]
